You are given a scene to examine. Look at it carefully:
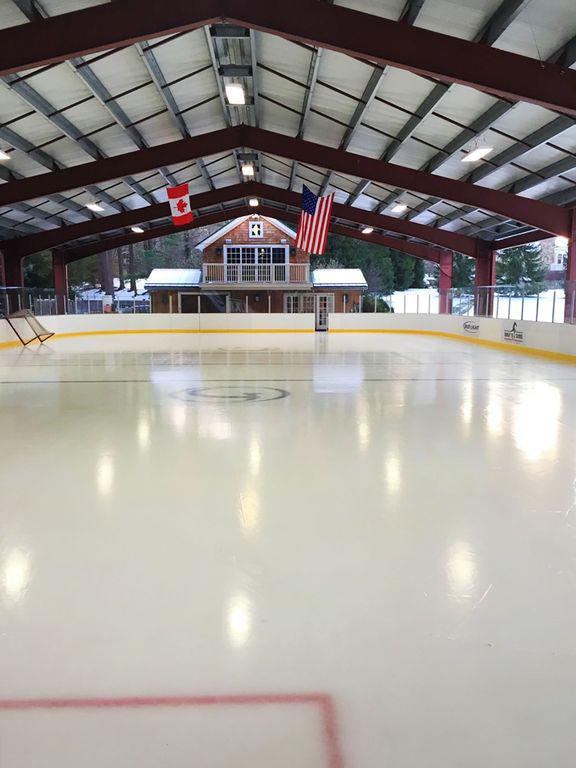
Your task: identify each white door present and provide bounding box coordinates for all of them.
[315,294,334,331]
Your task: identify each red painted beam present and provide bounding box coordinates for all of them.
[0,0,575,117]
[0,126,568,236]
[0,182,479,258]
[57,205,443,264]
[247,128,569,237]
[52,250,68,313]
[438,250,453,314]
[0,126,242,210]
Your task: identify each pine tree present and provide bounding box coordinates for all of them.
[497,243,547,291]
[454,254,474,287]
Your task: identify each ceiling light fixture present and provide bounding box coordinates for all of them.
[131,226,144,234]
[225,83,246,106]
[0,150,10,161]
[86,201,105,213]
[391,203,408,214]
[241,164,255,177]
[362,226,374,234]
[249,198,259,207]
[461,146,493,163]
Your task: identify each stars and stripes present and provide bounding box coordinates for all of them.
[295,185,334,255]
[167,183,193,227]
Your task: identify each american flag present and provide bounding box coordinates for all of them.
[295,185,334,255]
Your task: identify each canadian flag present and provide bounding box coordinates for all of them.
[167,183,193,226]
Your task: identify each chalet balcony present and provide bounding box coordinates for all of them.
[203,263,310,285]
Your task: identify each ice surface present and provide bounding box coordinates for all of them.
[1,332,576,767]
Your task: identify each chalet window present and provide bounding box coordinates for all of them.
[227,247,241,264]
[242,247,256,264]
[272,248,285,264]
[224,245,289,265]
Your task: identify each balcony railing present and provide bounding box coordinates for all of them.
[203,263,310,284]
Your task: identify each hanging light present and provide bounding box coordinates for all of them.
[241,164,255,177]
[461,146,493,163]
[362,226,374,234]
[225,84,246,105]
[249,198,259,207]
[86,201,105,213]
[391,203,408,214]
[131,226,144,234]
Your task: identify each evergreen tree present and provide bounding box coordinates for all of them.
[23,252,53,289]
[390,252,414,291]
[453,254,474,288]
[496,243,547,291]
[316,234,395,294]
[412,258,425,289]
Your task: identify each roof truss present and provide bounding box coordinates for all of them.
[0,125,569,236]
[1,0,576,116]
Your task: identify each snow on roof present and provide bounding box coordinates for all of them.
[145,268,202,289]
[312,269,367,288]
[195,216,297,251]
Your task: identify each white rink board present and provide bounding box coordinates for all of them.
[0,313,315,345]
[328,313,576,357]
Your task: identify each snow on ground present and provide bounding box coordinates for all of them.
[387,288,566,323]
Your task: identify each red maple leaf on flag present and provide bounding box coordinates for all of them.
[177,199,188,214]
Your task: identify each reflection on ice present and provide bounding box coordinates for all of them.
[227,592,252,648]
[513,382,561,462]
[2,549,31,605]
[239,486,260,538]
[383,454,401,495]
[447,541,477,602]
[485,381,504,437]
[137,413,151,450]
[96,453,114,497]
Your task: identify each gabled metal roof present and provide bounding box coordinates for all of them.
[145,268,201,289]
[0,0,574,271]
[312,268,368,288]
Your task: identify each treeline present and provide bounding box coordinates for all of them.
[23,225,218,292]
[314,233,426,294]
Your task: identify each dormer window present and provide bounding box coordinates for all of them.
[249,221,263,238]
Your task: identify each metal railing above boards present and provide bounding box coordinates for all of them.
[0,287,151,317]
[335,284,575,324]
[446,283,572,324]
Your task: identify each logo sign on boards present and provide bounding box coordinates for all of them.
[463,320,479,334]
[503,321,524,343]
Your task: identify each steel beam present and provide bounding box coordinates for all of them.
[2,0,576,116]
[57,203,445,264]
[0,125,568,235]
[406,27,576,227]
[438,250,453,314]
[1,182,481,259]
[490,229,552,249]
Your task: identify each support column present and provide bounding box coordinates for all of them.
[438,250,453,314]
[475,244,497,317]
[52,250,68,314]
[2,254,24,314]
[564,211,576,323]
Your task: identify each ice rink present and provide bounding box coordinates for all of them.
[1,332,576,767]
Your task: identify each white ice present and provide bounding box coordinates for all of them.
[1,332,576,767]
